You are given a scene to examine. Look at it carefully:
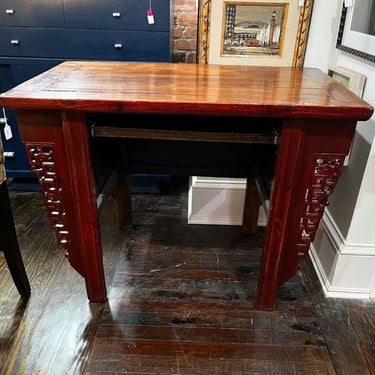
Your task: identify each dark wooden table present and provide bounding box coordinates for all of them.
[0,61,372,310]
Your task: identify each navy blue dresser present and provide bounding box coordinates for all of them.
[0,0,172,188]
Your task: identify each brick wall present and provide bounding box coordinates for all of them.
[172,0,198,63]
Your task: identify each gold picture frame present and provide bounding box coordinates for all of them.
[198,0,314,67]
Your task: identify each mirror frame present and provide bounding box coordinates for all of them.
[197,0,315,67]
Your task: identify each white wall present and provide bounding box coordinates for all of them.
[304,0,342,72]
[304,0,375,119]
[305,0,375,299]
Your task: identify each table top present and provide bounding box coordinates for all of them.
[0,61,373,120]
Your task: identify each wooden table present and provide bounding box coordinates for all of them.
[0,61,373,310]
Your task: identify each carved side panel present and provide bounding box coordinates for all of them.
[296,156,344,259]
[26,143,71,258]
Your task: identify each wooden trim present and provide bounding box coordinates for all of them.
[93,126,277,144]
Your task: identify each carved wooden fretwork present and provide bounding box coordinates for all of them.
[26,143,71,258]
[296,156,344,259]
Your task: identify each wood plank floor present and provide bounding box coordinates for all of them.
[1,184,374,374]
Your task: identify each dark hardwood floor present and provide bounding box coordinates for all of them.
[1,182,374,374]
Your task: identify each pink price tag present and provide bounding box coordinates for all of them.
[147,9,155,24]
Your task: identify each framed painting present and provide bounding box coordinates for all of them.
[198,0,314,67]
[336,0,375,63]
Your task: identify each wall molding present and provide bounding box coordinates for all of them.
[309,211,375,299]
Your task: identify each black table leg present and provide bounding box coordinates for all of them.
[0,182,31,296]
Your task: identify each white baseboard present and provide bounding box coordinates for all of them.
[310,211,375,299]
[187,176,267,226]
[309,247,372,299]
[188,207,267,226]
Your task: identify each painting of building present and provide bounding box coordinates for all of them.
[222,3,287,56]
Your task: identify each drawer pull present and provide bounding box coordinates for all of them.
[10,40,20,46]
[4,151,15,159]
[5,9,15,14]
[112,12,121,18]
[114,43,122,49]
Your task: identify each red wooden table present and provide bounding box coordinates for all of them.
[0,61,372,310]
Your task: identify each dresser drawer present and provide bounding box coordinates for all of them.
[0,28,67,58]
[0,58,61,178]
[0,0,171,184]
[0,0,64,27]
[63,0,170,31]
[66,30,171,61]
[1,58,61,90]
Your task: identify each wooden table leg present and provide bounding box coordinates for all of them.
[115,143,132,229]
[18,111,107,302]
[241,175,260,235]
[256,119,356,310]
[61,112,107,302]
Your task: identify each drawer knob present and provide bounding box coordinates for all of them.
[5,9,15,14]
[10,40,20,46]
[4,151,15,159]
[112,12,121,18]
[114,43,122,49]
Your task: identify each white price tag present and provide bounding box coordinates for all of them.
[4,123,13,140]
[345,0,353,7]
[1,107,12,140]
